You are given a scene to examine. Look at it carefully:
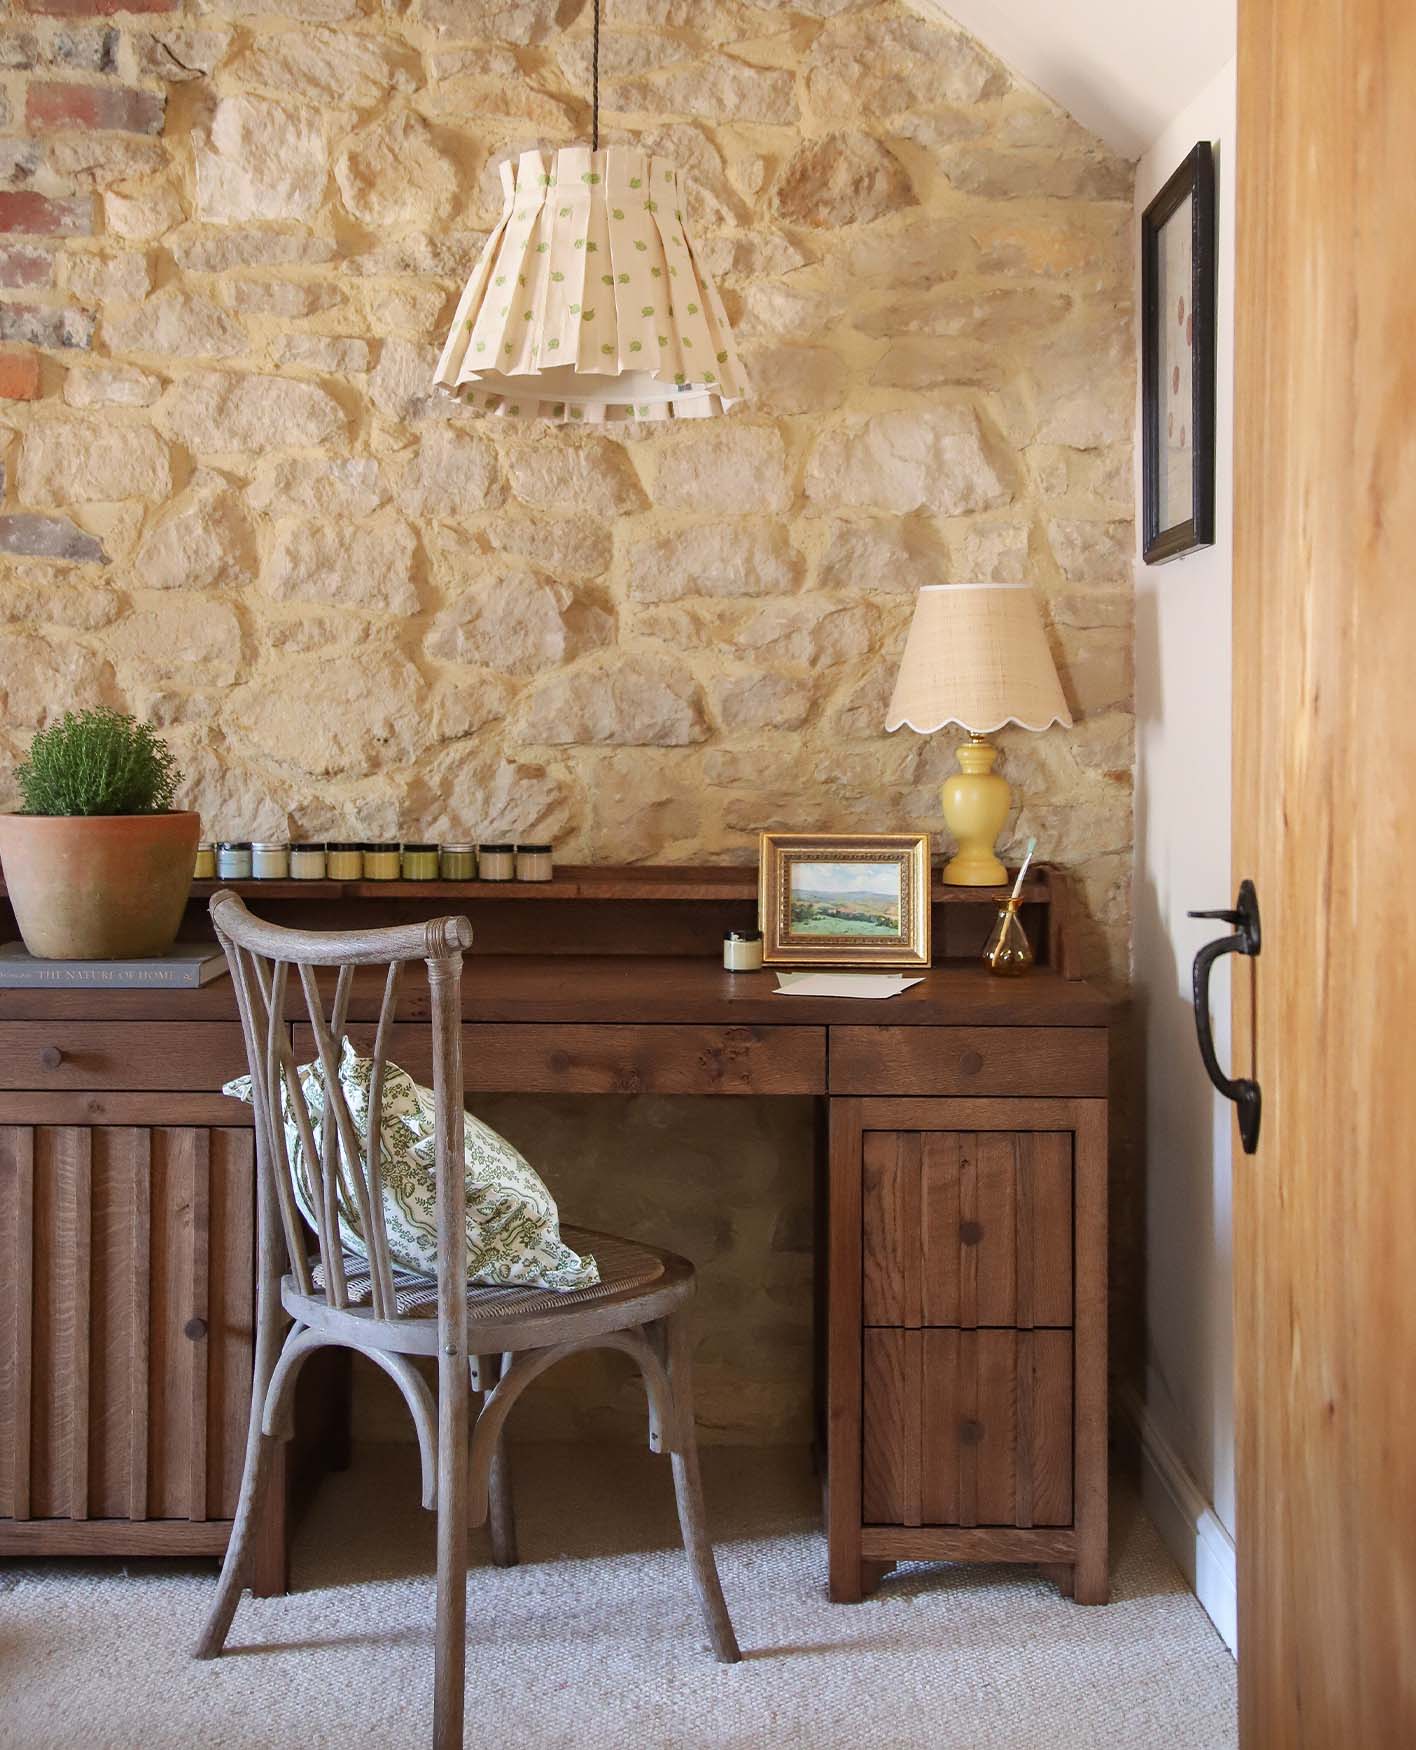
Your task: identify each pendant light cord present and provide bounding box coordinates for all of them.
[591,0,601,152]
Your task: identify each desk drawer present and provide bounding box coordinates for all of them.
[831,1027,1106,1097]
[0,1022,249,1091]
[302,1023,826,1096]
[863,1328,1073,1528]
[863,1129,1072,1328]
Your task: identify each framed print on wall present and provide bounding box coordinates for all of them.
[758,832,931,969]
[1141,139,1217,564]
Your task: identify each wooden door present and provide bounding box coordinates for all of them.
[1234,0,1416,1737]
[0,1126,254,1536]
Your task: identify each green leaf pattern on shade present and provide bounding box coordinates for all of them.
[223,1041,599,1291]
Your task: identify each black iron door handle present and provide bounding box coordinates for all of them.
[1188,879,1262,1154]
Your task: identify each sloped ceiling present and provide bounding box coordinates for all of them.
[910,0,1236,158]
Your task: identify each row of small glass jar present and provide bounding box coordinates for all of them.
[195,842,554,883]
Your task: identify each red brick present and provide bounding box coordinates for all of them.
[0,244,54,289]
[20,0,176,16]
[0,191,92,236]
[0,351,42,400]
[26,81,164,135]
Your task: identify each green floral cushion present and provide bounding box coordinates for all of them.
[224,1039,598,1291]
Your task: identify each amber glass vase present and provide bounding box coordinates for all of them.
[983,897,1034,977]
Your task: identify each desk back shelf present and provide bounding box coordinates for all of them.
[54,863,1067,969]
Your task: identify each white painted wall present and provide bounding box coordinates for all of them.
[1131,52,1238,1655]
[916,0,1235,155]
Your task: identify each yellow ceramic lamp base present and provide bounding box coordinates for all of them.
[940,735,1010,886]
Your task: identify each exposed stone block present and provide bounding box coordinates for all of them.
[806,407,1010,518]
[62,362,160,408]
[519,658,708,746]
[104,290,243,360]
[651,425,790,514]
[0,349,43,399]
[0,301,94,349]
[0,190,91,235]
[262,516,419,614]
[26,81,164,135]
[427,570,614,674]
[625,522,802,601]
[22,0,175,15]
[0,511,104,560]
[18,416,170,503]
[157,370,345,452]
[773,132,916,229]
[0,245,53,288]
[194,94,327,224]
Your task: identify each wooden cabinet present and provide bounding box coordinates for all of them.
[0,1124,263,1563]
[829,1096,1108,1604]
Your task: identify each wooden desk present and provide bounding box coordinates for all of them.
[0,867,1111,1604]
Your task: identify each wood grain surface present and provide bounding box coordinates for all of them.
[1234,0,1416,1734]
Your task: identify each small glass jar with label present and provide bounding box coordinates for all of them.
[401,843,439,881]
[723,929,764,972]
[251,841,290,880]
[290,842,327,880]
[515,844,554,882]
[439,842,477,881]
[478,844,515,881]
[363,843,401,881]
[217,841,252,881]
[193,842,216,880]
[326,843,363,879]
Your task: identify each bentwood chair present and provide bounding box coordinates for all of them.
[194,893,740,1749]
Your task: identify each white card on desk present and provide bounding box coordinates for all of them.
[773,972,925,999]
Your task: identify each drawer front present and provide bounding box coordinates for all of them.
[831,1026,1107,1097]
[863,1129,1072,1328]
[863,1327,1073,1528]
[301,1022,826,1096]
[0,1023,250,1092]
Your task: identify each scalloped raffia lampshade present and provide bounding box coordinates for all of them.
[886,583,1073,736]
[433,143,747,425]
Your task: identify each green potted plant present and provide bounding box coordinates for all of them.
[0,709,200,959]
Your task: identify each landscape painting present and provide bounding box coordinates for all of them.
[788,861,903,940]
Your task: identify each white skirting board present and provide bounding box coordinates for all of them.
[1118,1385,1238,1657]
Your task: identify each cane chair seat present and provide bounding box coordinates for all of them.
[287,1227,687,1353]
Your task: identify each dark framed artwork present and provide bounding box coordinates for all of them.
[1141,140,1217,563]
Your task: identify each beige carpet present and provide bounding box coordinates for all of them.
[0,1445,1236,1750]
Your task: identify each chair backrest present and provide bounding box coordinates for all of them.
[210,890,473,1323]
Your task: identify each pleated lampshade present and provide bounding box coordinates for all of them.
[886,584,1073,735]
[433,143,748,424]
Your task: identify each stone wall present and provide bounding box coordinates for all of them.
[0,0,1136,1442]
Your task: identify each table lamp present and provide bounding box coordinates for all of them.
[885,583,1072,886]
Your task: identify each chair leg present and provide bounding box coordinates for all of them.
[194,1323,289,1659]
[434,1336,470,1750]
[663,1308,742,1664]
[476,1353,518,1568]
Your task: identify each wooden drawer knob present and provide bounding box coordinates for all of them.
[959,1219,984,1246]
[959,1049,984,1076]
[959,1419,983,1446]
[183,1316,208,1341]
[39,1045,66,1070]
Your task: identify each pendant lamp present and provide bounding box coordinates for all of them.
[432,0,747,424]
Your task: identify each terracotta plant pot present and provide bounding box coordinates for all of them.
[0,811,200,959]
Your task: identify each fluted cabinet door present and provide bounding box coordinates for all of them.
[0,1126,254,1529]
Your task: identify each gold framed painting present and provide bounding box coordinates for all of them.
[758,832,932,968]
